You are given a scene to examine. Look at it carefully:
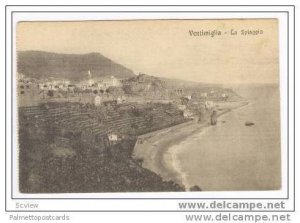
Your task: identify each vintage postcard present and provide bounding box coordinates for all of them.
[16,19,281,193]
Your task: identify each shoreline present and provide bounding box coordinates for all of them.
[132,101,249,190]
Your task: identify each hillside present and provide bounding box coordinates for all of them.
[122,73,167,96]
[17,51,136,81]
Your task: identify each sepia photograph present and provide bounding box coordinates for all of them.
[16,19,281,193]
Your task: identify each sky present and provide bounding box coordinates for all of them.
[17,19,279,84]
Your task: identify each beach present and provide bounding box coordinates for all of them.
[132,101,249,190]
[133,85,281,191]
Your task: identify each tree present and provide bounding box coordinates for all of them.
[47,90,54,97]
[190,185,202,191]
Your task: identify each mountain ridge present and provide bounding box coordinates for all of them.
[17,50,136,81]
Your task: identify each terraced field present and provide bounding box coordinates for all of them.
[18,101,187,193]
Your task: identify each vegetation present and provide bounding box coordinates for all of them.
[19,133,183,193]
[18,102,186,193]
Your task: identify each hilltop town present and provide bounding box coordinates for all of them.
[18,51,243,193]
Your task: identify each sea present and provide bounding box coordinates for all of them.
[168,85,281,191]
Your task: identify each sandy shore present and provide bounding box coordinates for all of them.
[133,101,249,190]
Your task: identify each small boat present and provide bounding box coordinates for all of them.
[245,121,255,126]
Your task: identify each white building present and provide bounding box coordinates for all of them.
[58,84,68,91]
[87,70,94,86]
[177,105,187,110]
[111,76,121,87]
[38,84,44,90]
[48,84,56,91]
[95,82,104,89]
[204,101,214,109]
[94,95,101,106]
[183,110,193,118]
[116,97,122,104]
[108,133,118,142]
[116,96,127,104]
[185,95,192,100]
[103,76,121,87]
[88,79,94,86]
[201,92,208,97]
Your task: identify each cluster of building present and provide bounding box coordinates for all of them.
[18,70,122,93]
[78,70,121,91]
[17,71,126,107]
[18,71,235,123]
[176,98,215,119]
[174,88,228,100]
[171,87,231,119]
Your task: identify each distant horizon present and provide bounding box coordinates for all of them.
[17,49,279,86]
[17,20,279,85]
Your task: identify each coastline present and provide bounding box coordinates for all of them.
[133,101,249,190]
